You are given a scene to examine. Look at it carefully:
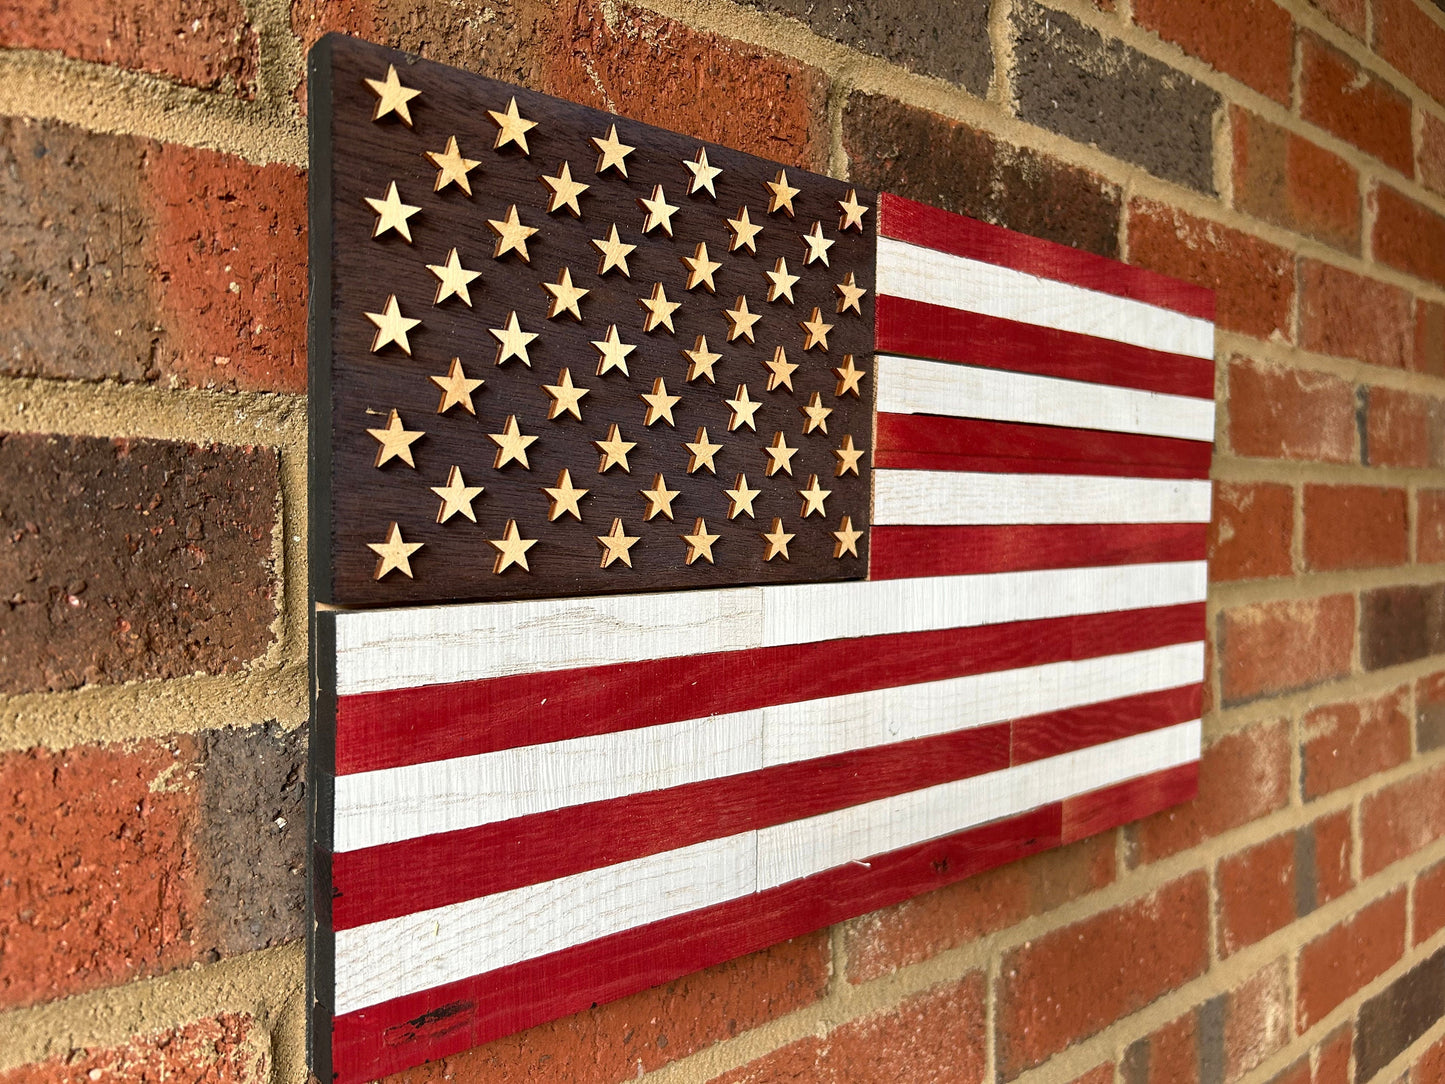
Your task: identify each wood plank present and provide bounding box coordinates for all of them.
[1010,683,1202,764]
[1061,760,1200,843]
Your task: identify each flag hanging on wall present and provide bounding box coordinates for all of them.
[308,33,1217,1084]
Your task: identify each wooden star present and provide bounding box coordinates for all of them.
[424,136,479,194]
[592,324,637,377]
[833,354,866,398]
[543,468,589,521]
[488,414,538,469]
[364,66,421,126]
[364,181,420,242]
[639,282,681,334]
[591,224,635,277]
[763,431,797,477]
[542,367,589,421]
[368,522,423,580]
[684,147,722,197]
[431,465,484,523]
[427,247,480,306]
[591,124,635,177]
[834,434,865,477]
[833,514,862,558]
[837,188,869,232]
[801,221,835,266]
[799,391,833,434]
[763,169,800,217]
[723,295,761,343]
[683,335,722,383]
[490,311,538,367]
[594,423,637,473]
[800,307,833,351]
[725,383,760,431]
[638,184,679,236]
[725,473,761,519]
[487,204,539,261]
[597,517,641,569]
[681,517,719,565]
[762,345,797,392]
[365,295,420,355]
[726,205,763,253]
[367,409,423,468]
[835,271,867,315]
[639,473,680,521]
[761,518,794,561]
[799,474,831,518]
[488,96,537,154]
[764,257,799,304]
[681,242,722,292]
[541,267,589,320]
[684,427,722,474]
[429,358,483,415]
[488,518,537,573]
[541,161,590,216]
[640,377,681,426]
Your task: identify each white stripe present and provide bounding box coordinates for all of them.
[877,235,1215,359]
[332,562,1208,695]
[876,355,1217,443]
[873,470,1214,526]
[332,722,1200,1014]
[332,641,1204,851]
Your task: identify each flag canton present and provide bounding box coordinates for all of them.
[319,36,876,606]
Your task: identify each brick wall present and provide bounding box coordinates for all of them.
[0,0,1443,1081]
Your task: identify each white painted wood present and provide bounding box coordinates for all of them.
[877,236,1216,359]
[873,470,1214,525]
[875,354,1218,443]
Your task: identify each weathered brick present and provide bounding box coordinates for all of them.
[1299,32,1413,175]
[1307,809,1355,908]
[1299,260,1414,369]
[1307,0,1366,38]
[997,874,1209,1076]
[1130,204,1293,340]
[1362,761,1445,876]
[0,1012,268,1083]
[1414,1034,1445,1083]
[1012,2,1221,193]
[843,93,1122,257]
[1225,959,1292,1081]
[1303,484,1409,571]
[1135,0,1292,102]
[1219,595,1354,704]
[1365,386,1434,468]
[1232,110,1359,251]
[1418,300,1445,377]
[1218,833,1298,957]
[1268,1057,1310,1084]
[1423,112,1445,199]
[1121,1010,1199,1084]
[1227,359,1356,463]
[1361,584,1445,671]
[1301,688,1412,798]
[1297,890,1408,1031]
[1417,671,1445,751]
[1355,948,1445,1080]
[1210,481,1294,582]
[1375,184,1445,290]
[1374,0,1445,106]
[1414,859,1445,945]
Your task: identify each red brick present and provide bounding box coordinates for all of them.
[0,0,257,96]
[1314,1025,1353,1084]
[997,873,1209,1076]
[1310,809,1355,907]
[1423,112,1445,199]
[1227,358,1356,463]
[1374,0,1445,106]
[1413,859,1445,945]
[1210,481,1294,582]
[1067,1067,1115,1084]
[1128,199,1294,340]
[1302,688,1413,798]
[1418,300,1445,377]
[1218,833,1298,956]
[707,976,986,1084]
[1297,890,1408,1031]
[1299,32,1414,175]
[1232,109,1359,251]
[1219,595,1355,704]
[1413,1033,1445,1082]
[1306,0,1366,37]
[1299,260,1414,369]
[845,832,1114,982]
[1129,720,1291,863]
[1225,958,1292,1081]
[1375,184,1445,289]
[1135,0,1292,103]
[0,1012,267,1083]
[1303,485,1409,571]
[1366,386,1434,468]
[1362,761,1445,876]
[1130,1011,1200,1084]
[1417,671,1445,750]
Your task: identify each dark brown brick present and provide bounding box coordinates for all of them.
[843,93,1122,257]
[1360,584,1445,671]
[1012,1,1221,193]
[0,434,278,694]
[1354,948,1445,1081]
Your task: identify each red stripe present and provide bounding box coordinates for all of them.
[876,294,1215,399]
[868,524,1208,581]
[334,603,1205,775]
[877,193,1215,322]
[1061,761,1199,843]
[1011,684,1201,764]
[875,413,1213,478]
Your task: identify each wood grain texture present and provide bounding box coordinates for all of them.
[872,469,1213,525]
[1061,760,1200,844]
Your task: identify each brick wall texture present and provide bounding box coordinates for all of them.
[1,0,1444,1081]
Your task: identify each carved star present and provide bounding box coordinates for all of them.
[799,474,831,518]
[833,354,866,398]
[429,357,483,415]
[640,282,681,334]
[487,204,539,262]
[764,431,797,477]
[638,184,680,236]
[683,335,722,383]
[833,514,862,558]
[368,522,422,580]
[431,465,484,523]
[488,414,538,469]
[597,517,641,569]
[541,161,590,216]
[365,181,420,242]
[726,205,763,253]
[684,427,722,474]
[365,295,420,355]
[488,96,537,154]
[835,272,867,315]
[834,434,865,477]
[762,345,797,392]
[543,468,589,521]
[723,295,761,343]
[591,224,635,277]
[640,377,681,426]
[763,169,800,217]
[594,423,637,473]
[541,267,589,320]
[801,221,835,266]
[681,517,719,565]
[490,311,538,367]
[683,147,722,197]
[427,247,481,306]
[364,66,421,126]
[837,188,869,232]
[639,473,681,521]
[367,409,423,468]
[799,391,833,434]
[761,518,794,561]
[725,473,761,519]
[764,257,799,304]
[424,136,479,194]
[542,367,589,421]
[488,519,537,574]
[681,242,722,292]
[592,324,637,377]
[591,124,635,177]
[800,307,833,351]
[725,383,760,432]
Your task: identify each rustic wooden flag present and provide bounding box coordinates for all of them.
[308,33,1217,1084]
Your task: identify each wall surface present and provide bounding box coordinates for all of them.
[0,0,1444,1081]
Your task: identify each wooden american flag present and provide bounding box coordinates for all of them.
[308,34,1216,1084]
